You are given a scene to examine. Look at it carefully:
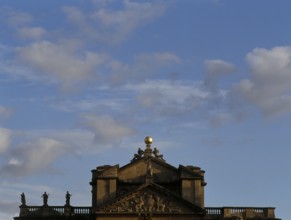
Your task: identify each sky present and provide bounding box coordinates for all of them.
[0,0,290,219]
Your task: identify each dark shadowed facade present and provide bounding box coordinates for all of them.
[14,137,280,220]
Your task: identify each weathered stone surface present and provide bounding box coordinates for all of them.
[97,183,205,215]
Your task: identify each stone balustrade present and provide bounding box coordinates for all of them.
[19,205,91,217]
[19,205,277,219]
[205,207,276,219]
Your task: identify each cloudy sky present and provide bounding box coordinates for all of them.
[0,0,290,219]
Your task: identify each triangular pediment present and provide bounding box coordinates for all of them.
[97,183,205,215]
[118,157,180,183]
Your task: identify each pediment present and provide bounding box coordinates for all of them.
[97,183,205,215]
[118,158,180,183]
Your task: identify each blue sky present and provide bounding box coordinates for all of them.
[0,0,290,219]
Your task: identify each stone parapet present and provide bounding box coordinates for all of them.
[205,207,279,219]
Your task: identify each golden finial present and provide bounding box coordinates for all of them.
[144,136,153,145]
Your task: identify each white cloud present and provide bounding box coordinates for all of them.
[17,27,46,39]
[209,112,233,127]
[0,127,12,154]
[79,114,135,145]
[0,8,32,27]
[8,158,21,166]
[0,125,135,178]
[107,52,180,85]
[64,0,167,43]
[34,129,95,154]
[136,52,181,65]
[125,80,210,116]
[93,0,166,29]
[17,41,108,89]
[204,59,236,76]
[128,80,208,104]
[51,97,128,113]
[1,138,69,177]
[204,59,236,89]
[4,37,179,89]
[0,44,48,83]
[0,106,13,118]
[92,0,115,6]
[235,46,291,117]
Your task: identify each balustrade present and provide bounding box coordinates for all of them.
[73,207,91,214]
[22,205,275,219]
[20,205,91,216]
[205,207,275,219]
[205,207,221,216]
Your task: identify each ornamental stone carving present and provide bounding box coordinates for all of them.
[131,137,165,162]
[99,186,196,214]
[110,191,168,212]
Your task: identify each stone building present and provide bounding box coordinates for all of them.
[14,136,280,220]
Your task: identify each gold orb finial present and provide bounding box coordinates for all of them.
[144,136,153,145]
